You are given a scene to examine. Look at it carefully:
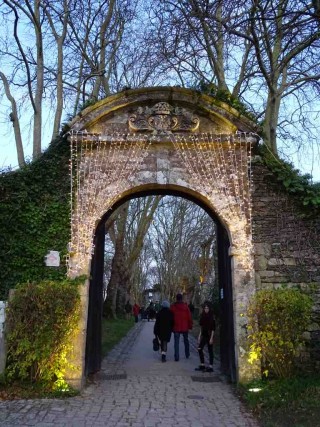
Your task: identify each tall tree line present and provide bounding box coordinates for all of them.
[104,196,217,318]
[103,196,162,318]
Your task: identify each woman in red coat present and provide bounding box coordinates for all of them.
[132,303,140,323]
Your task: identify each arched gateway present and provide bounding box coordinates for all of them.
[67,87,260,388]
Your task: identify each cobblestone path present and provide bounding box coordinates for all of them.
[0,321,259,427]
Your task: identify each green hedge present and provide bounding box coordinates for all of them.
[5,277,83,390]
[247,288,313,378]
[0,137,71,299]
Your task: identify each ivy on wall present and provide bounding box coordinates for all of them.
[0,137,71,299]
[195,81,259,123]
[257,145,320,218]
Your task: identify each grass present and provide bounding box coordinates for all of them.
[238,374,320,427]
[101,316,134,357]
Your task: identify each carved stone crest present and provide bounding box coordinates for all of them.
[129,102,200,133]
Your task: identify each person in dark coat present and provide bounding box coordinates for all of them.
[154,300,174,362]
[125,300,132,320]
[147,301,156,321]
[195,301,216,372]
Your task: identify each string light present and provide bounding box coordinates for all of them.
[68,130,257,277]
[68,131,153,276]
[171,132,256,272]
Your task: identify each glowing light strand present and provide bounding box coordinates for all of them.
[68,131,255,275]
[68,131,152,275]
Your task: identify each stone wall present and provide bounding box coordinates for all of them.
[0,301,7,374]
[252,159,320,367]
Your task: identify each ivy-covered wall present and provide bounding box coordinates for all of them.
[251,154,320,367]
[0,137,71,299]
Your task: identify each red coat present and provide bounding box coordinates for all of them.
[133,304,140,316]
[170,302,193,332]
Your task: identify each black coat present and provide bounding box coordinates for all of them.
[154,307,174,342]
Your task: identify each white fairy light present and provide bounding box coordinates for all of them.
[170,132,256,272]
[68,130,257,276]
[68,131,153,275]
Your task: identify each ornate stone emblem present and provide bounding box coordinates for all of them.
[128,102,200,133]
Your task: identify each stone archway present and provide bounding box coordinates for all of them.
[85,186,236,381]
[67,87,260,388]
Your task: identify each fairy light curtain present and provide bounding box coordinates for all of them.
[171,132,253,231]
[68,131,152,275]
[171,132,254,271]
[68,130,254,276]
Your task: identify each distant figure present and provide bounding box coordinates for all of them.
[195,301,216,373]
[132,302,140,323]
[147,301,156,321]
[125,300,132,320]
[140,306,147,320]
[170,293,193,361]
[188,302,195,318]
[154,300,174,362]
[154,300,161,314]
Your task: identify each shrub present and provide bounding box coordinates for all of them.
[5,277,84,391]
[247,288,312,378]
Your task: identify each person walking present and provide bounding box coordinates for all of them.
[125,300,132,320]
[188,301,195,318]
[132,302,140,323]
[153,300,174,362]
[170,293,193,361]
[195,301,216,372]
[147,301,156,321]
[154,300,161,314]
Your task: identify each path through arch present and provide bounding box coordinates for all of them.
[85,189,236,382]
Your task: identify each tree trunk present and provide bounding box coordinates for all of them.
[0,72,25,168]
[91,0,116,100]
[103,202,129,318]
[263,90,282,154]
[47,0,68,140]
[32,0,44,159]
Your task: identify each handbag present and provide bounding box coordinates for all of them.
[153,337,160,351]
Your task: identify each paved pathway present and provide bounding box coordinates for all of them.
[0,321,259,426]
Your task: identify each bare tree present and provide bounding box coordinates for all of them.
[1,0,45,161]
[146,196,216,303]
[0,0,136,164]
[103,196,161,318]
[242,0,320,153]
[1,0,319,176]
[149,0,320,162]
